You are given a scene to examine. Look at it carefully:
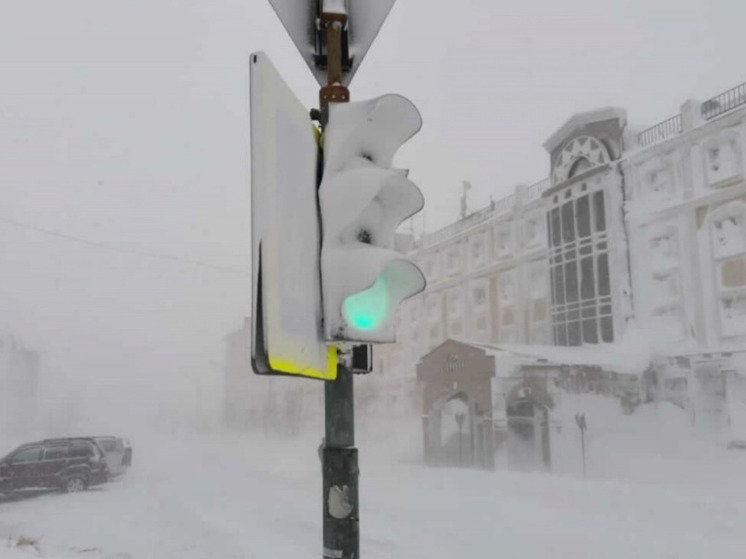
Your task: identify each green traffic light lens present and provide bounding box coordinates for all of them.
[343,277,390,331]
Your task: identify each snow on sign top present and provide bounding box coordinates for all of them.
[267,0,397,87]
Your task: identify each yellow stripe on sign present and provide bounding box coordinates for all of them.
[268,345,337,380]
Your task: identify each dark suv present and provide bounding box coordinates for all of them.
[0,438,110,494]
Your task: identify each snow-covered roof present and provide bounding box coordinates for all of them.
[452,338,651,376]
[543,107,627,153]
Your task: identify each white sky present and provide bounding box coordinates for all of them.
[0,0,745,424]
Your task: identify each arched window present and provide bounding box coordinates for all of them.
[568,157,592,178]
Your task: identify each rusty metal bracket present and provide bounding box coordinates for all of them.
[319,11,347,26]
[320,85,350,105]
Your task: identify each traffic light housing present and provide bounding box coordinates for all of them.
[320,94,426,343]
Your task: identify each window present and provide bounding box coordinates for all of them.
[445,288,462,317]
[577,195,591,238]
[472,284,487,308]
[549,186,613,346]
[712,214,746,259]
[569,157,592,178]
[12,448,41,463]
[711,202,746,336]
[528,260,550,344]
[423,253,441,282]
[523,211,545,249]
[550,208,561,247]
[597,254,610,296]
[98,439,117,453]
[705,136,741,186]
[469,279,490,340]
[530,262,548,299]
[580,257,595,300]
[44,446,69,460]
[494,223,513,258]
[425,293,443,347]
[469,233,487,269]
[650,227,678,262]
[498,271,515,305]
[561,202,575,243]
[445,288,464,337]
[593,191,606,232]
[648,166,673,198]
[644,223,683,322]
[498,271,517,343]
[69,443,95,458]
[445,246,461,276]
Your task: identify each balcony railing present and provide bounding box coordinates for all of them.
[416,179,549,250]
[637,114,682,147]
[701,81,746,121]
[522,178,550,204]
[419,202,504,249]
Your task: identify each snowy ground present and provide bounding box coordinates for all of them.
[2,398,746,558]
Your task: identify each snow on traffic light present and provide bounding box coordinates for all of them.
[319,94,426,343]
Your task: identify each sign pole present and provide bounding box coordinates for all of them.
[575,412,587,478]
[323,365,357,559]
[319,7,357,559]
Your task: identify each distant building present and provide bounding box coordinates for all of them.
[222,317,324,434]
[385,79,746,452]
[0,337,41,438]
[223,317,253,429]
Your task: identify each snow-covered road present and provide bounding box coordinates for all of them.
[3,407,746,558]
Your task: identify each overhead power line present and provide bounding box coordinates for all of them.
[0,215,250,276]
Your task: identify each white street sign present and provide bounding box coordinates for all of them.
[250,51,336,380]
[268,0,397,87]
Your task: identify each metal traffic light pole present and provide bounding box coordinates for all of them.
[319,8,358,559]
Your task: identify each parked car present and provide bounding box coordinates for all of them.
[91,436,132,478]
[0,437,110,494]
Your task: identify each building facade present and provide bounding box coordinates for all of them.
[623,85,746,437]
[390,80,746,445]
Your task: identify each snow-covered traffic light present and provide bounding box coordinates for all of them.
[320,94,426,343]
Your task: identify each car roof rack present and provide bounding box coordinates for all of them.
[41,437,96,443]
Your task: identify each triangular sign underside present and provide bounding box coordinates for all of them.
[268,0,397,87]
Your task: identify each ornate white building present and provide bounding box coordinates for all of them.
[623,85,746,437]
[387,80,746,443]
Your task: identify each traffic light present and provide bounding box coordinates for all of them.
[319,94,426,343]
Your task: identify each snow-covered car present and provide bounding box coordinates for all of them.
[0,438,110,494]
[91,436,132,478]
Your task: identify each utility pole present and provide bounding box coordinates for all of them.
[319,8,358,559]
